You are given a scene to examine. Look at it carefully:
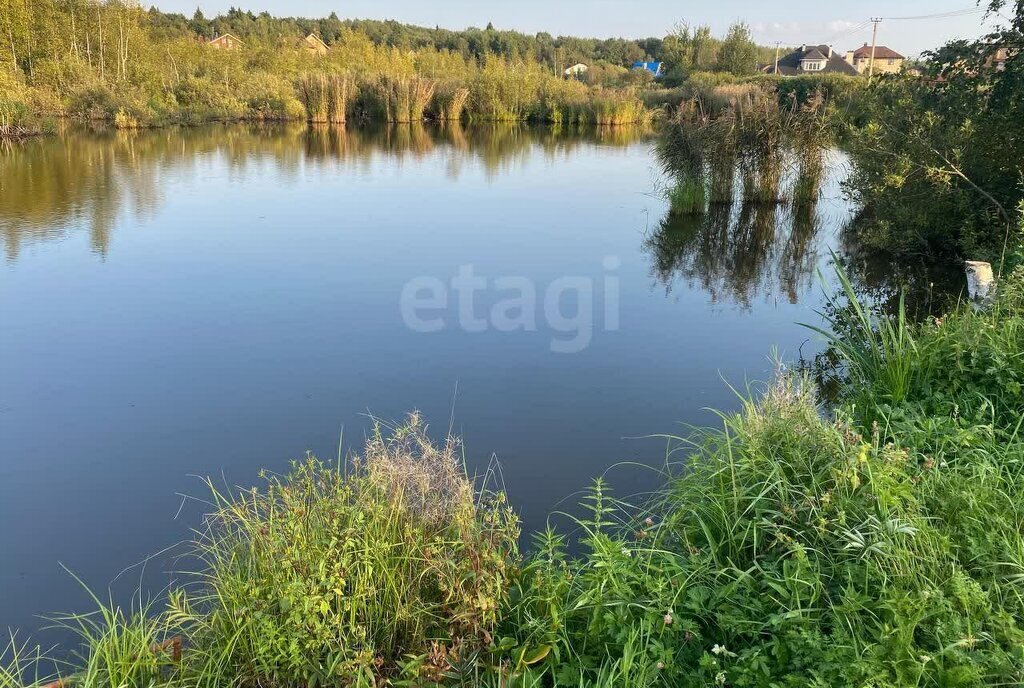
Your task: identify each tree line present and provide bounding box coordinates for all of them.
[2,0,775,83]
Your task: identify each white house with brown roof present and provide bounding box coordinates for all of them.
[846,43,905,74]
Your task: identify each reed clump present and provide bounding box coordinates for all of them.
[658,83,834,211]
[590,89,651,126]
[297,73,355,123]
[733,89,787,204]
[375,76,437,123]
[788,91,830,209]
[431,83,471,122]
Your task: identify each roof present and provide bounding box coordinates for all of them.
[303,33,329,49]
[766,45,859,76]
[851,44,904,60]
[209,32,244,46]
[631,61,663,75]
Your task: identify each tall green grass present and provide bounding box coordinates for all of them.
[805,257,922,408]
[173,413,518,686]
[0,634,50,688]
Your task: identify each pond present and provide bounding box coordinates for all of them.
[1,122,851,637]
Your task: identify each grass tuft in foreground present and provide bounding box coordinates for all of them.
[173,412,519,686]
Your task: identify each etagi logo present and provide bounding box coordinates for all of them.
[399,257,621,354]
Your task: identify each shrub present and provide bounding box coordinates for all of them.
[0,75,34,135]
[171,76,246,124]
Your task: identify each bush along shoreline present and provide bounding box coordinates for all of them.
[3,259,1024,687]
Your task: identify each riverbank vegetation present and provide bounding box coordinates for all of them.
[842,25,1023,263]
[1,1,787,129]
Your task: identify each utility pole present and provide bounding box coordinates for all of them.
[868,17,882,77]
[773,41,781,74]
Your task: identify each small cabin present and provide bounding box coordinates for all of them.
[563,63,588,77]
[208,33,244,50]
[298,33,329,57]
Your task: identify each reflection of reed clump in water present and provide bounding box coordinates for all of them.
[645,201,827,308]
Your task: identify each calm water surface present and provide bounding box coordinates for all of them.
[1,123,849,635]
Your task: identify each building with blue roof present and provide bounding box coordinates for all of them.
[631,61,664,77]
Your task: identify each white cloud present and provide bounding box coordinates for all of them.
[826,19,857,34]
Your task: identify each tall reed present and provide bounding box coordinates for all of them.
[788,91,830,209]
[656,99,709,215]
[376,76,437,123]
[431,83,471,122]
[734,90,787,204]
[297,73,355,124]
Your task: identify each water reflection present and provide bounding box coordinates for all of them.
[1,122,652,260]
[644,201,832,308]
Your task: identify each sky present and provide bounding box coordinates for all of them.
[154,0,1000,57]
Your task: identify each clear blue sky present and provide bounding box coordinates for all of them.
[155,0,998,56]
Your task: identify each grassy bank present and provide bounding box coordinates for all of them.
[4,259,1024,687]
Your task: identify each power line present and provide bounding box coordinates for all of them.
[881,7,986,21]
[826,19,872,44]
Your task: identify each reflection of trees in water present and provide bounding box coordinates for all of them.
[833,218,965,319]
[1,122,652,260]
[300,121,652,180]
[644,201,828,308]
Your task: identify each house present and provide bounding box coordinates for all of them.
[208,33,244,50]
[631,61,663,77]
[845,44,905,74]
[563,63,588,77]
[761,45,858,76]
[986,45,1013,71]
[298,33,329,56]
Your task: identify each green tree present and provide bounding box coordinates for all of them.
[716,22,758,75]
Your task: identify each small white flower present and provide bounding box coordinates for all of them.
[621,547,631,557]
[711,644,736,658]
[716,670,727,685]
